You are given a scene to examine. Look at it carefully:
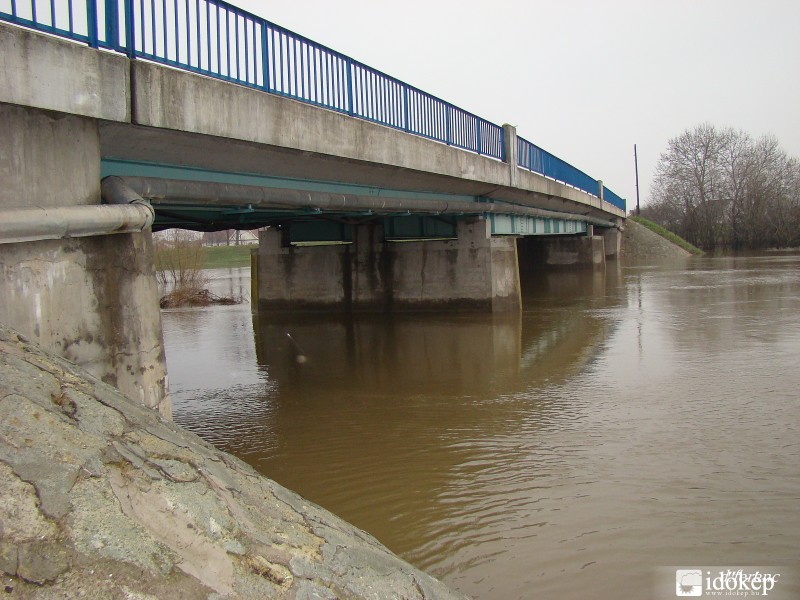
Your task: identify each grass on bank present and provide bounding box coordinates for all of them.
[201,244,255,269]
[630,216,705,255]
[154,244,255,271]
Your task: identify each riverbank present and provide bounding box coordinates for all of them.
[620,218,696,259]
[0,323,466,599]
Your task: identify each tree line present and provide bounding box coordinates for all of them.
[642,124,800,251]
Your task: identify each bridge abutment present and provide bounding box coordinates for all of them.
[0,104,171,417]
[254,219,521,312]
[517,235,606,284]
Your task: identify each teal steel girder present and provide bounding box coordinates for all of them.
[102,159,589,236]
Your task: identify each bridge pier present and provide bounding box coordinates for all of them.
[0,104,171,417]
[598,222,624,259]
[254,218,521,312]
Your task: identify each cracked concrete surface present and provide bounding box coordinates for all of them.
[0,323,467,599]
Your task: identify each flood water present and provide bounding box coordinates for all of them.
[162,255,800,599]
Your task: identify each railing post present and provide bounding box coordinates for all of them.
[402,86,410,132]
[105,0,119,49]
[445,105,451,146]
[476,120,482,156]
[87,0,100,48]
[123,0,134,57]
[261,22,270,91]
[502,124,518,187]
[345,57,354,116]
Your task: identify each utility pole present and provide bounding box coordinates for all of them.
[634,144,641,215]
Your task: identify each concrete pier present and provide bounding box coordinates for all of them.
[0,103,170,418]
[255,219,521,312]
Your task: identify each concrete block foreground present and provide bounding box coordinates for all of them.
[0,323,467,599]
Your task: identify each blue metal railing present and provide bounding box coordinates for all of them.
[0,0,623,212]
[602,186,626,211]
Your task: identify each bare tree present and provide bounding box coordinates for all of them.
[646,124,800,250]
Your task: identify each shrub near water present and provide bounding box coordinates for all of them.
[154,231,212,308]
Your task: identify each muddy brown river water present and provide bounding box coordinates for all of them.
[163,254,800,599]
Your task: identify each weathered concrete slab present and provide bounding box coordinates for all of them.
[0,22,129,121]
[0,323,467,599]
[0,105,100,209]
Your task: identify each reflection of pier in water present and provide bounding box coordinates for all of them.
[240,266,626,554]
[165,265,626,572]
[253,265,624,398]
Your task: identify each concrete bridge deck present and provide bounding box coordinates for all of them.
[1,20,623,233]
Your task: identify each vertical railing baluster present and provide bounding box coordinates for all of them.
[215,4,221,73]
[301,40,308,100]
[171,0,178,60]
[184,0,190,65]
[289,36,295,96]
[68,0,74,34]
[345,57,353,116]
[87,0,99,47]
[280,32,286,94]
[225,8,231,78]
[234,13,240,80]
[260,22,269,90]
[149,0,155,55]
[104,0,118,49]
[49,0,56,28]
[160,0,166,57]
[445,105,451,146]
[10,0,16,19]
[242,16,248,81]
[236,14,242,80]
[250,19,255,84]
[323,52,330,106]
[498,125,504,161]
[402,86,409,132]
[370,72,376,120]
[369,71,376,120]
[124,0,134,56]
[194,0,200,67]
[207,1,212,71]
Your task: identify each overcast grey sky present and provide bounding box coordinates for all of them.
[236,0,800,208]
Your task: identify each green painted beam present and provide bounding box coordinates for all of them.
[490,214,587,236]
[101,159,479,204]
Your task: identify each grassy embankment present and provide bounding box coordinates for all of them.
[629,216,705,255]
[200,244,256,269]
[154,244,255,270]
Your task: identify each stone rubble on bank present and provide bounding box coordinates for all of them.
[0,323,468,599]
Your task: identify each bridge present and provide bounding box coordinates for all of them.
[0,0,626,417]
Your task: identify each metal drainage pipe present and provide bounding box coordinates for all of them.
[116,176,620,229]
[0,179,154,245]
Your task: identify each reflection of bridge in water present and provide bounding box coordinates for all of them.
[252,266,622,397]
[162,265,626,581]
